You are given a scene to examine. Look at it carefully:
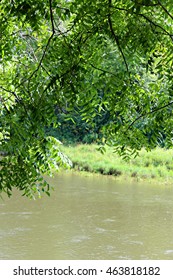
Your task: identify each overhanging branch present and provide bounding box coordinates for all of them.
[17,0,56,87]
[127,100,173,131]
[158,0,173,21]
[110,5,173,41]
[107,0,129,74]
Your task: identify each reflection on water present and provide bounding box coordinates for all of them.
[0,172,173,259]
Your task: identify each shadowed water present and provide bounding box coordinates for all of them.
[0,173,173,259]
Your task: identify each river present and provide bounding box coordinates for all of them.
[0,172,173,259]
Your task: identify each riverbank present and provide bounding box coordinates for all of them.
[61,144,173,184]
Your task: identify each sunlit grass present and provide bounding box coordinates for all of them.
[61,144,173,183]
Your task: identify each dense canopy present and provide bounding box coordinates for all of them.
[0,0,173,197]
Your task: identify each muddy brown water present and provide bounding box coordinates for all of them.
[0,173,173,259]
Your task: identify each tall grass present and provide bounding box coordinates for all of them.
[61,144,173,183]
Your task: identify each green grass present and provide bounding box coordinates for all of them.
[61,144,173,184]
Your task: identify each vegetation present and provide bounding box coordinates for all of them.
[62,144,173,183]
[1,0,173,196]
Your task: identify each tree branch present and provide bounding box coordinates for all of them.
[158,0,173,21]
[107,0,129,74]
[127,101,173,130]
[27,33,54,82]
[110,5,173,40]
[49,0,55,34]
[18,0,55,86]
[0,86,20,102]
[138,12,173,40]
[0,86,35,127]
[90,63,117,77]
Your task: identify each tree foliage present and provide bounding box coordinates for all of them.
[0,0,173,196]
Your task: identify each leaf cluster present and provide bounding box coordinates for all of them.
[1,0,173,196]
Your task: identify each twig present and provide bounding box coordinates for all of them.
[20,0,55,85]
[138,12,173,40]
[27,33,54,82]
[0,86,35,127]
[127,101,173,130]
[90,63,117,77]
[158,0,173,21]
[0,86,20,102]
[110,5,173,40]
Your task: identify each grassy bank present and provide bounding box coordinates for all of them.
[61,144,173,183]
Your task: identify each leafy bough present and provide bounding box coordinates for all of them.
[0,136,72,199]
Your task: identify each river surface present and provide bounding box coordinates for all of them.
[0,172,173,260]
